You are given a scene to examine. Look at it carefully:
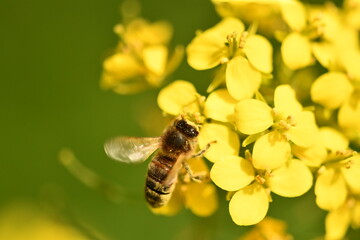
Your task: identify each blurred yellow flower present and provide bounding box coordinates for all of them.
[310,67,360,141]
[239,217,293,240]
[186,17,272,99]
[151,157,218,217]
[325,197,360,240]
[344,0,360,29]
[0,204,89,240]
[101,18,183,94]
[235,84,318,170]
[211,0,284,36]
[157,80,240,162]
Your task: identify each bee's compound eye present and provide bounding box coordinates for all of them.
[188,127,198,137]
[175,120,186,129]
[176,120,198,138]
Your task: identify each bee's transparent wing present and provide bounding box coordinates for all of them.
[104,136,161,164]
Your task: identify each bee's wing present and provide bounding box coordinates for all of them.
[104,136,161,164]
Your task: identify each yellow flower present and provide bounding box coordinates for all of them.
[294,127,360,211]
[235,84,318,170]
[151,157,218,217]
[0,204,89,240]
[157,80,240,162]
[310,68,360,141]
[325,197,360,240]
[239,217,293,240]
[344,0,360,30]
[186,17,273,100]
[211,0,284,37]
[279,1,349,70]
[210,155,313,226]
[101,18,183,94]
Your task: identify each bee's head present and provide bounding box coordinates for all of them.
[175,119,199,138]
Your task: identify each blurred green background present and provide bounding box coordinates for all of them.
[1,0,359,239]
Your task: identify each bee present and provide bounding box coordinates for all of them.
[104,117,212,208]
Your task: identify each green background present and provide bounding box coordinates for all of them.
[1,0,359,239]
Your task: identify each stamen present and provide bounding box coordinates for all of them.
[255,175,266,184]
[238,31,248,49]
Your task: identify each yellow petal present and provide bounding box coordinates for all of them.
[157,80,200,115]
[319,127,349,152]
[186,157,209,173]
[184,182,218,217]
[281,32,313,70]
[198,123,240,163]
[273,84,302,117]
[353,200,360,228]
[101,53,143,87]
[204,89,237,122]
[338,98,360,132]
[243,34,273,73]
[310,72,353,109]
[142,45,168,76]
[311,42,336,69]
[267,159,313,197]
[125,19,173,45]
[292,140,327,167]
[229,183,269,226]
[186,17,244,70]
[325,205,351,240]
[234,99,273,135]
[226,56,262,101]
[340,50,360,81]
[315,167,348,211]
[287,111,318,148]
[210,156,255,191]
[341,155,360,194]
[252,131,291,170]
[280,0,307,31]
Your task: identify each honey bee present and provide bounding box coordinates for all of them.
[104,117,212,208]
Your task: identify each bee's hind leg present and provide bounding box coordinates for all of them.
[182,161,210,183]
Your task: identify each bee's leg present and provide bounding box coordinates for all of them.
[191,140,217,158]
[182,161,209,183]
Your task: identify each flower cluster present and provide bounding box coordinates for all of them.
[101,13,183,94]
[103,0,360,239]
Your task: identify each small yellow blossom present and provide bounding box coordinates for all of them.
[235,84,318,170]
[310,66,360,142]
[297,127,360,211]
[344,0,360,29]
[211,156,312,225]
[279,0,347,70]
[211,0,284,37]
[239,217,293,240]
[186,17,272,99]
[325,197,360,240]
[101,18,183,94]
[0,204,89,240]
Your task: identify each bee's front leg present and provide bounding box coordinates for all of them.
[182,161,209,183]
[191,140,217,158]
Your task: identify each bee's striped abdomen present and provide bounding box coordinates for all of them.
[145,154,177,208]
